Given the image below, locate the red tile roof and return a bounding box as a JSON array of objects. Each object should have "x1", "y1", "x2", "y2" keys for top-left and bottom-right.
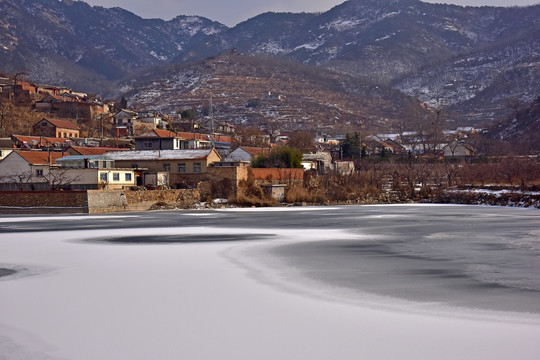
[
  {"x1": 15, "y1": 150, "x2": 65, "y2": 165},
  {"x1": 12, "y1": 135, "x2": 71, "y2": 146},
  {"x1": 136, "y1": 129, "x2": 179, "y2": 138},
  {"x1": 45, "y1": 119, "x2": 80, "y2": 130},
  {"x1": 69, "y1": 146, "x2": 128, "y2": 155},
  {"x1": 241, "y1": 146, "x2": 273, "y2": 157},
  {"x1": 176, "y1": 132, "x2": 233, "y2": 143}
]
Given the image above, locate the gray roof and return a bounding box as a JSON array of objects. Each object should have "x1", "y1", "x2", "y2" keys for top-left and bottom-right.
[
  {"x1": 104, "y1": 149, "x2": 214, "y2": 161},
  {"x1": 56, "y1": 155, "x2": 112, "y2": 162},
  {"x1": 223, "y1": 148, "x2": 251, "y2": 162}
]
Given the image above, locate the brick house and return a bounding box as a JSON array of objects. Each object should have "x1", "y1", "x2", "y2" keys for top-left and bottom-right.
[{"x1": 32, "y1": 118, "x2": 80, "y2": 139}]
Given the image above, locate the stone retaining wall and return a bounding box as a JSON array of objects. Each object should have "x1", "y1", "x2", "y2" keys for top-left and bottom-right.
[
  {"x1": 124, "y1": 189, "x2": 200, "y2": 211},
  {"x1": 0, "y1": 189, "x2": 201, "y2": 213},
  {"x1": 0, "y1": 191, "x2": 88, "y2": 211}
]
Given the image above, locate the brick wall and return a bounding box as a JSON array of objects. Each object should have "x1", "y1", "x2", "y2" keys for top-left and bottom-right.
[{"x1": 251, "y1": 168, "x2": 304, "y2": 185}]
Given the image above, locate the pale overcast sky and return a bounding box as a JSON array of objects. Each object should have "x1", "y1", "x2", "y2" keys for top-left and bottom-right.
[{"x1": 84, "y1": 0, "x2": 540, "y2": 26}]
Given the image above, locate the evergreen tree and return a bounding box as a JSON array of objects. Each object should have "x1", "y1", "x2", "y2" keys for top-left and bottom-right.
[
  {"x1": 342, "y1": 133, "x2": 362, "y2": 159},
  {"x1": 252, "y1": 146, "x2": 303, "y2": 168}
]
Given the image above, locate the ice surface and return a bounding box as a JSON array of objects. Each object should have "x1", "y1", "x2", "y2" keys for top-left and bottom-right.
[{"x1": 0, "y1": 205, "x2": 539, "y2": 360}]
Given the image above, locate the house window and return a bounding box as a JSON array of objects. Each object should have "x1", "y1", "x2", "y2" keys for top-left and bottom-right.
[
  {"x1": 36, "y1": 169, "x2": 43, "y2": 177},
  {"x1": 177, "y1": 163, "x2": 186, "y2": 173},
  {"x1": 125, "y1": 173, "x2": 132, "y2": 181},
  {"x1": 163, "y1": 163, "x2": 171, "y2": 172},
  {"x1": 42, "y1": 122, "x2": 47, "y2": 126},
  {"x1": 100, "y1": 173, "x2": 107, "y2": 181},
  {"x1": 193, "y1": 162, "x2": 201, "y2": 173},
  {"x1": 113, "y1": 173, "x2": 120, "y2": 181},
  {"x1": 143, "y1": 141, "x2": 153, "y2": 149}
]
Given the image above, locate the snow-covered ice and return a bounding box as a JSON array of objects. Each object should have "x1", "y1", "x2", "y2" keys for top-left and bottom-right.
[{"x1": 0, "y1": 205, "x2": 539, "y2": 359}]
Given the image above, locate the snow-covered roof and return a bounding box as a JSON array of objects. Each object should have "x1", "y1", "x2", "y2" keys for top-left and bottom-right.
[{"x1": 104, "y1": 149, "x2": 215, "y2": 161}]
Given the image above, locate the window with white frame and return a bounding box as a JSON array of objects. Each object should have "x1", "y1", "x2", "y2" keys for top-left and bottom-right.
[
  {"x1": 100, "y1": 173, "x2": 107, "y2": 181},
  {"x1": 193, "y1": 162, "x2": 201, "y2": 173},
  {"x1": 177, "y1": 163, "x2": 186, "y2": 173},
  {"x1": 36, "y1": 169, "x2": 43, "y2": 177},
  {"x1": 163, "y1": 163, "x2": 171, "y2": 172},
  {"x1": 113, "y1": 173, "x2": 120, "y2": 181}
]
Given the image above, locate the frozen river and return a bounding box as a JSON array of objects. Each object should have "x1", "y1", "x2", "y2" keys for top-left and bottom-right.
[{"x1": 0, "y1": 205, "x2": 539, "y2": 359}]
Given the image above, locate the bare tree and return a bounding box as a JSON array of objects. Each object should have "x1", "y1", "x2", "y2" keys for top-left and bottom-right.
[
  {"x1": 42, "y1": 168, "x2": 81, "y2": 190},
  {"x1": 406, "y1": 98, "x2": 447, "y2": 155},
  {"x1": 0, "y1": 97, "x2": 13, "y2": 137},
  {"x1": 2, "y1": 170, "x2": 35, "y2": 190},
  {"x1": 406, "y1": 99, "x2": 431, "y2": 153}
]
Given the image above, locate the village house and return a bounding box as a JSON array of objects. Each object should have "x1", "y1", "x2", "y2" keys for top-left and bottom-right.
[
  {"x1": 443, "y1": 141, "x2": 475, "y2": 158},
  {"x1": 137, "y1": 110, "x2": 166, "y2": 130},
  {"x1": 105, "y1": 149, "x2": 222, "y2": 188},
  {"x1": 216, "y1": 121, "x2": 235, "y2": 134},
  {"x1": 66, "y1": 146, "x2": 128, "y2": 156},
  {"x1": 35, "y1": 94, "x2": 77, "y2": 112},
  {"x1": 176, "y1": 132, "x2": 233, "y2": 155},
  {"x1": 0, "y1": 150, "x2": 66, "y2": 190},
  {"x1": 364, "y1": 139, "x2": 395, "y2": 156},
  {"x1": 0, "y1": 150, "x2": 136, "y2": 191},
  {"x1": 134, "y1": 129, "x2": 185, "y2": 151},
  {"x1": 301, "y1": 151, "x2": 333, "y2": 173},
  {"x1": 32, "y1": 118, "x2": 80, "y2": 139},
  {"x1": 55, "y1": 155, "x2": 136, "y2": 190},
  {"x1": 133, "y1": 129, "x2": 234, "y2": 153},
  {"x1": 224, "y1": 146, "x2": 274, "y2": 162},
  {"x1": 113, "y1": 109, "x2": 138, "y2": 136},
  {"x1": 35, "y1": 95, "x2": 108, "y2": 122}
]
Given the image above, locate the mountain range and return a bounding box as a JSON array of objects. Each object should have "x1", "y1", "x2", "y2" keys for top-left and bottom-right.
[{"x1": 0, "y1": 0, "x2": 539, "y2": 127}]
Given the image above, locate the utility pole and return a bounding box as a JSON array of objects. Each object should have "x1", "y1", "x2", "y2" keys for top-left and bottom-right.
[{"x1": 209, "y1": 96, "x2": 214, "y2": 135}]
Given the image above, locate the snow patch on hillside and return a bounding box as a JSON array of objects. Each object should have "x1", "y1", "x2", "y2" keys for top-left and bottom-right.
[{"x1": 149, "y1": 51, "x2": 168, "y2": 61}]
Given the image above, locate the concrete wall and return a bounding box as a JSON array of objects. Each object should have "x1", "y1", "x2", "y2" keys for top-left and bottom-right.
[{"x1": 86, "y1": 190, "x2": 128, "y2": 214}]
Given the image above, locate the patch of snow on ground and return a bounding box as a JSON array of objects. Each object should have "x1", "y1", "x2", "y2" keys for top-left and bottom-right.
[
  {"x1": 322, "y1": 19, "x2": 363, "y2": 31},
  {"x1": 294, "y1": 39, "x2": 325, "y2": 51},
  {"x1": 375, "y1": 33, "x2": 395, "y2": 42},
  {"x1": 149, "y1": 51, "x2": 168, "y2": 61},
  {"x1": 259, "y1": 40, "x2": 287, "y2": 55}
]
